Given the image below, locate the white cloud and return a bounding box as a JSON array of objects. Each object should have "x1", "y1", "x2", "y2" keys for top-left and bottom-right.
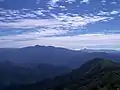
[
  {"x1": 97, "y1": 11, "x2": 110, "y2": 16},
  {"x1": 0, "y1": 11, "x2": 113, "y2": 39},
  {"x1": 20, "y1": 13, "x2": 37, "y2": 18},
  {"x1": 65, "y1": 0, "x2": 76, "y2": 4},
  {"x1": 101, "y1": 0, "x2": 106, "y2": 3},
  {"x1": 0, "y1": 8, "x2": 116, "y2": 31},
  {"x1": 101, "y1": 0, "x2": 106, "y2": 5},
  {"x1": 0, "y1": 8, "x2": 50, "y2": 20},
  {"x1": 1, "y1": 33, "x2": 120, "y2": 50},
  {"x1": 33, "y1": 10, "x2": 44, "y2": 15},
  {"x1": 0, "y1": 19, "x2": 62, "y2": 28},
  {"x1": 0, "y1": 1, "x2": 120, "y2": 50},
  {"x1": 48, "y1": 6, "x2": 55, "y2": 10},
  {"x1": 0, "y1": 14, "x2": 112, "y2": 32},
  {"x1": 38, "y1": 29, "x2": 68, "y2": 36},
  {"x1": 110, "y1": 10, "x2": 120, "y2": 15},
  {"x1": 59, "y1": 5, "x2": 66, "y2": 9},
  {"x1": 80, "y1": 0, "x2": 89, "y2": 4},
  {"x1": 48, "y1": 0, "x2": 76, "y2": 7},
  {"x1": 48, "y1": 0, "x2": 60, "y2": 7},
  {"x1": 110, "y1": 1, "x2": 117, "y2": 4},
  {"x1": 98, "y1": 10, "x2": 120, "y2": 16}
]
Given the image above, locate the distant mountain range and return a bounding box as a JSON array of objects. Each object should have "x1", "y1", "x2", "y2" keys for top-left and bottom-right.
[
  {"x1": 4, "y1": 58, "x2": 120, "y2": 90},
  {"x1": 0, "y1": 45, "x2": 120, "y2": 68},
  {"x1": 80, "y1": 48, "x2": 120, "y2": 54}
]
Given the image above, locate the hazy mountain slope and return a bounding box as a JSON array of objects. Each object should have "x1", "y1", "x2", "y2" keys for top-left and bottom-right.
[
  {"x1": 0, "y1": 45, "x2": 120, "y2": 68},
  {"x1": 5, "y1": 58, "x2": 120, "y2": 90},
  {"x1": 0, "y1": 61, "x2": 71, "y2": 89}
]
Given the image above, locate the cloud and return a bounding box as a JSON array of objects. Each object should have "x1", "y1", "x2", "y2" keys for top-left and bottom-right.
[
  {"x1": 110, "y1": 10, "x2": 120, "y2": 15},
  {"x1": 65, "y1": 0, "x2": 76, "y2": 4},
  {"x1": 0, "y1": 19, "x2": 62, "y2": 28},
  {"x1": 110, "y1": 1, "x2": 118, "y2": 4},
  {"x1": 0, "y1": 8, "x2": 114, "y2": 38},
  {"x1": 101, "y1": 0, "x2": 106, "y2": 3},
  {"x1": 0, "y1": 0, "x2": 120, "y2": 50},
  {"x1": 0, "y1": 13, "x2": 113, "y2": 29},
  {"x1": 106, "y1": 29, "x2": 120, "y2": 33},
  {"x1": 97, "y1": 11, "x2": 110, "y2": 16},
  {"x1": 48, "y1": 0, "x2": 76, "y2": 7},
  {"x1": 0, "y1": 13, "x2": 113, "y2": 39},
  {"x1": 0, "y1": 8, "x2": 50, "y2": 21},
  {"x1": 80, "y1": 0, "x2": 89, "y2": 4},
  {"x1": 0, "y1": 33, "x2": 120, "y2": 50},
  {"x1": 0, "y1": 7, "x2": 116, "y2": 39},
  {"x1": 37, "y1": 28, "x2": 68, "y2": 36},
  {"x1": 101, "y1": 0, "x2": 106, "y2": 5},
  {"x1": 48, "y1": 0, "x2": 60, "y2": 7},
  {"x1": 97, "y1": 10, "x2": 120, "y2": 16}
]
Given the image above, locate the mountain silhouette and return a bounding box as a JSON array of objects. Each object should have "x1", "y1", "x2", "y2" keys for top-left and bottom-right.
[{"x1": 0, "y1": 45, "x2": 120, "y2": 68}]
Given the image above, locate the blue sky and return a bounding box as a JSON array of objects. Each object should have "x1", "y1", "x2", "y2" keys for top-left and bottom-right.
[{"x1": 0, "y1": 0, "x2": 120, "y2": 50}]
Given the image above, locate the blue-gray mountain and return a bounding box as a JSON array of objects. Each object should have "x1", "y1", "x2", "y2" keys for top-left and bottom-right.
[{"x1": 0, "y1": 45, "x2": 120, "y2": 68}]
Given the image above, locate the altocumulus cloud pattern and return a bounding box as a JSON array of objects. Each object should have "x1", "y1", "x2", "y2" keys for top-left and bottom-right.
[{"x1": 0, "y1": 0, "x2": 120, "y2": 49}]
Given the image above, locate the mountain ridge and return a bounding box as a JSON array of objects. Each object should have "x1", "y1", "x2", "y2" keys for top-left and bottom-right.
[
  {"x1": 0, "y1": 45, "x2": 120, "y2": 68},
  {"x1": 5, "y1": 58, "x2": 120, "y2": 90}
]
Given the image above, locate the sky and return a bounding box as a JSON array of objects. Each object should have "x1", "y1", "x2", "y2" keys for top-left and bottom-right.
[{"x1": 0, "y1": 0, "x2": 120, "y2": 50}]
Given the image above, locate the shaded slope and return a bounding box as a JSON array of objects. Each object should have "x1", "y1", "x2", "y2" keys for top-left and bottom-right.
[
  {"x1": 0, "y1": 61, "x2": 71, "y2": 89},
  {"x1": 5, "y1": 58, "x2": 120, "y2": 90}
]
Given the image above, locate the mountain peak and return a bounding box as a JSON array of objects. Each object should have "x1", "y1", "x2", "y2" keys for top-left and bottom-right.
[
  {"x1": 34, "y1": 45, "x2": 41, "y2": 48},
  {"x1": 86, "y1": 58, "x2": 115, "y2": 68},
  {"x1": 77, "y1": 58, "x2": 117, "y2": 76}
]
